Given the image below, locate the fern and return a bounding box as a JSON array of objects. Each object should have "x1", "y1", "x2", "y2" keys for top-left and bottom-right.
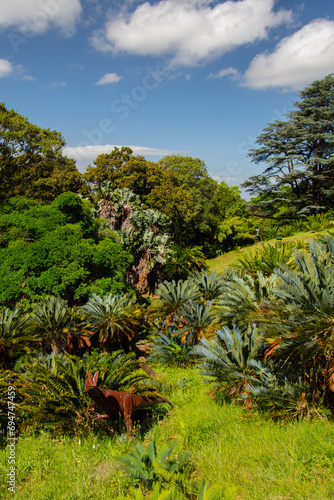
[{"x1": 17, "y1": 350, "x2": 153, "y2": 435}]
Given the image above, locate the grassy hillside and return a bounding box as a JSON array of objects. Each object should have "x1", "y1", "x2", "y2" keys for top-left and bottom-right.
[
  {"x1": 2, "y1": 366, "x2": 334, "y2": 499},
  {"x1": 206, "y1": 230, "x2": 330, "y2": 274}
]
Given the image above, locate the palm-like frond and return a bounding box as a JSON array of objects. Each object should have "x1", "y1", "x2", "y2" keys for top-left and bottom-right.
[
  {"x1": 27, "y1": 296, "x2": 85, "y2": 355},
  {"x1": 259, "y1": 238, "x2": 334, "y2": 405},
  {"x1": 216, "y1": 269, "x2": 277, "y2": 326},
  {"x1": 81, "y1": 293, "x2": 142, "y2": 351},
  {"x1": 0, "y1": 307, "x2": 37, "y2": 369},
  {"x1": 245, "y1": 378, "x2": 326, "y2": 422},
  {"x1": 148, "y1": 280, "x2": 199, "y2": 325},
  {"x1": 235, "y1": 241, "x2": 296, "y2": 276},
  {"x1": 178, "y1": 300, "x2": 218, "y2": 345},
  {"x1": 148, "y1": 332, "x2": 197, "y2": 368},
  {"x1": 18, "y1": 350, "x2": 151, "y2": 435},
  {"x1": 190, "y1": 270, "x2": 226, "y2": 302},
  {"x1": 165, "y1": 245, "x2": 207, "y2": 281},
  {"x1": 195, "y1": 324, "x2": 268, "y2": 404}
]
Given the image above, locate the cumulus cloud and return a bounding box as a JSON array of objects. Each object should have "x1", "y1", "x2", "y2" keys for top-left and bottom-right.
[
  {"x1": 243, "y1": 19, "x2": 334, "y2": 90},
  {"x1": 63, "y1": 144, "x2": 188, "y2": 171},
  {"x1": 96, "y1": 72, "x2": 122, "y2": 85},
  {"x1": 0, "y1": 59, "x2": 14, "y2": 78},
  {"x1": 206, "y1": 66, "x2": 238, "y2": 79},
  {"x1": 0, "y1": 0, "x2": 82, "y2": 35},
  {"x1": 91, "y1": 0, "x2": 292, "y2": 67}
]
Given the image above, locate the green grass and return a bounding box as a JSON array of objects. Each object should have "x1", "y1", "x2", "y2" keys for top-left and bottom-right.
[
  {"x1": 1, "y1": 367, "x2": 334, "y2": 499},
  {"x1": 207, "y1": 230, "x2": 332, "y2": 274}
]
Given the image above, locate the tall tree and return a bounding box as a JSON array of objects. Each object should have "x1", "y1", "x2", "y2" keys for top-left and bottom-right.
[
  {"x1": 83, "y1": 146, "x2": 156, "y2": 200},
  {"x1": 0, "y1": 103, "x2": 83, "y2": 203},
  {"x1": 243, "y1": 74, "x2": 334, "y2": 220},
  {"x1": 83, "y1": 148, "x2": 244, "y2": 250}
]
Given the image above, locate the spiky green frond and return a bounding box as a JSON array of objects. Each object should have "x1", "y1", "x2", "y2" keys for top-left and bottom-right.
[
  {"x1": 178, "y1": 300, "x2": 217, "y2": 345},
  {"x1": 0, "y1": 307, "x2": 38, "y2": 369},
  {"x1": 27, "y1": 295, "x2": 80, "y2": 355},
  {"x1": 148, "y1": 332, "x2": 197, "y2": 368},
  {"x1": 18, "y1": 349, "x2": 151, "y2": 435},
  {"x1": 149, "y1": 280, "x2": 199, "y2": 323},
  {"x1": 119, "y1": 435, "x2": 190, "y2": 489},
  {"x1": 81, "y1": 293, "x2": 142, "y2": 349},
  {"x1": 195, "y1": 324, "x2": 268, "y2": 403},
  {"x1": 235, "y1": 241, "x2": 296, "y2": 276},
  {"x1": 216, "y1": 269, "x2": 277, "y2": 326},
  {"x1": 190, "y1": 270, "x2": 226, "y2": 302}
]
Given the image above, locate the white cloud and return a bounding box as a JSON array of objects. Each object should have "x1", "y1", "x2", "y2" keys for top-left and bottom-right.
[
  {"x1": 63, "y1": 144, "x2": 188, "y2": 171},
  {"x1": 206, "y1": 66, "x2": 238, "y2": 79},
  {"x1": 243, "y1": 19, "x2": 334, "y2": 90},
  {"x1": 22, "y1": 75, "x2": 35, "y2": 81},
  {"x1": 0, "y1": 0, "x2": 82, "y2": 35},
  {"x1": 91, "y1": 0, "x2": 292, "y2": 67},
  {"x1": 0, "y1": 59, "x2": 14, "y2": 78},
  {"x1": 51, "y1": 81, "x2": 67, "y2": 87},
  {"x1": 96, "y1": 72, "x2": 122, "y2": 85}
]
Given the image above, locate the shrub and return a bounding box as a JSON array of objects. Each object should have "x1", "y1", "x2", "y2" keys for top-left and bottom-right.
[{"x1": 148, "y1": 332, "x2": 197, "y2": 368}]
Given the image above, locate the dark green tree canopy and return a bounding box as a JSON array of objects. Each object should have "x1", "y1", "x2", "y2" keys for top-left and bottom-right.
[
  {"x1": 0, "y1": 193, "x2": 133, "y2": 308},
  {"x1": 0, "y1": 103, "x2": 83, "y2": 203},
  {"x1": 243, "y1": 74, "x2": 334, "y2": 220}
]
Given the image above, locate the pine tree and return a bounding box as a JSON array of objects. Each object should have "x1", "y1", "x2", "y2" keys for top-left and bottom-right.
[{"x1": 243, "y1": 74, "x2": 334, "y2": 220}]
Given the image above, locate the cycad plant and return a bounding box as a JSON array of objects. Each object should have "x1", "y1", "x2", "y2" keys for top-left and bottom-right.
[
  {"x1": 216, "y1": 268, "x2": 277, "y2": 327},
  {"x1": 165, "y1": 245, "x2": 208, "y2": 281},
  {"x1": 261, "y1": 238, "x2": 334, "y2": 410},
  {"x1": 235, "y1": 241, "x2": 296, "y2": 276},
  {"x1": 148, "y1": 280, "x2": 198, "y2": 328},
  {"x1": 194, "y1": 324, "x2": 269, "y2": 406},
  {"x1": 0, "y1": 306, "x2": 38, "y2": 369},
  {"x1": 178, "y1": 300, "x2": 218, "y2": 346},
  {"x1": 190, "y1": 270, "x2": 226, "y2": 302},
  {"x1": 81, "y1": 293, "x2": 142, "y2": 353},
  {"x1": 245, "y1": 378, "x2": 327, "y2": 422},
  {"x1": 27, "y1": 296, "x2": 89, "y2": 356},
  {"x1": 148, "y1": 331, "x2": 197, "y2": 368},
  {"x1": 18, "y1": 350, "x2": 151, "y2": 435},
  {"x1": 18, "y1": 352, "x2": 91, "y2": 434},
  {"x1": 304, "y1": 213, "x2": 330, "y2": 232}
]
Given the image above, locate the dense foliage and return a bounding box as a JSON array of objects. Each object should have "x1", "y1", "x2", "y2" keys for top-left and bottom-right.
[
  {"x1": 0, "y1": 103, "x2": 83, "y2": 203},
  {"x1": 0, "y1": 192, "x2": 133, "y2": 308},
  {"x1": 83, "y1": 146, "x2": 246, "y2": 249},
  {"x1": 243, "y1": 73, "x2": 334, "y2": 221}
]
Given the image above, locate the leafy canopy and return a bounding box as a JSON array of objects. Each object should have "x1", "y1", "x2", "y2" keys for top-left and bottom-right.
[
  {"x1": 0, "y1": 103, "x2": 83, "y2": 203},
  {"x1": 0, "y1": 193, "x2": 133, "y2": 308},
  {"x1": 243, "y1": 74, "x2": 334, "y2": 221}
]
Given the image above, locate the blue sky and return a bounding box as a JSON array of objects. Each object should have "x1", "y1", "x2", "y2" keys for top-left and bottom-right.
[{"x1": 0, "y1": 0, "x2": 333, "y2": 193}]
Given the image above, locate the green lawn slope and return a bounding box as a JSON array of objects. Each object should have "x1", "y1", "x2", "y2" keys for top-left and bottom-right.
[{"x1": 206, "y1": 230, "x2": 331, "y2": 274}]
